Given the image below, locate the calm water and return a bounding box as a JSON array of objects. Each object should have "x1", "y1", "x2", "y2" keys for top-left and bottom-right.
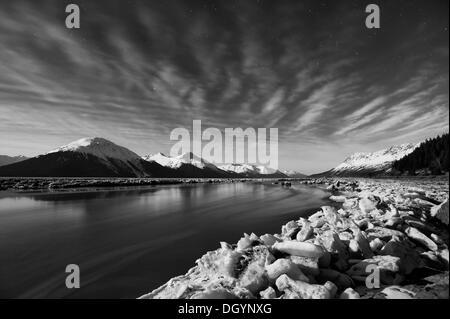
[{"x1": 0, "y1": 182, "x2": 331, "y2": 299}]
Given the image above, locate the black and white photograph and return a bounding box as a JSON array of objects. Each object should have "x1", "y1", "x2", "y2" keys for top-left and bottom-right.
[{"x1": 0, "y1": 0, "x2": 448, "y2": 305}]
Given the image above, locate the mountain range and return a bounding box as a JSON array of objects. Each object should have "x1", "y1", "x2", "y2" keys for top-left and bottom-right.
[
  {"x1": 0, "y1": 136, "x2": 440, "y2": 178},
  {"x1": 314, "y1": 143, "x2": 419, "y2": 177},
  {"x1": 0, "y1": 137, "x2": 290, "y2": 178}
]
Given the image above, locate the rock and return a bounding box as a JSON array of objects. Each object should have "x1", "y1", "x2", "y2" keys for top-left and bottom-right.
[
  {"x1": 404, "y1": 219, "x2": 440, "y2": 234},
  {"x1": 379, "y1": 237, "x2": 424, "y2": 274},
  {"x1": 197, "y1": 246, "x2": 242, "y2": 278},
  {"x1": 319, "y1": 231, "x2": 349, "y2": 271},
  {"x1": 329, "y1": 195, "x2": 346, "y2": 203},
  {"x1": 276, "y1": 274, "x2": 331, "y2": 299},
  {"x1": 369, "y1": 238, "x2": 385, "y2": 252},
  {"x1": 324, "y1": 281, "x2": 338, "y2": 298},
  {"x1": 359, "y1": 195, "x2": 380, "y2": 214},
  {"x1": 272, "y1": 241, "x2": 325, "y2": 259},
  {"x1": 374, "y1": 286, "x2": 415, "y2": 299},
  {"x1": 430, "y1": 233, "x2": 444, "y2": 245},
  {"x1": 338, "y1": 231, "x2": 353, "y2": 242},
  {"x1": 281, "y1": 221, "x2": 300, "y2": 238},
  {"x1": 348, "y1": 240, "x2": 360, "y2": 255},
  {"x1": 322, "y1": 206, "x2": 343, "y2": 227},
  {"x1": 343, "y1": 198, "x2": 358, "y2": 210},
  {"x1": 317, "y1": 269, "x2": 354, "y2": 290},
  {"x1": 296, "y1": 219, "x2": 313, "y2": 242},
  {"x1": 405, "y1": 227, "x2": 438, "y2": 251},
  {"x1": 289, "y1": 256, "x2": 320, "y2": 276},
  {"x1": 340, "y1": 288, "x2": 360, "y2": 299},
  {"x1": 236, "y1": 246, "x2": 273, "y2": 294},
  {"x1": 259, "y1": 286, "x2": 277, "y2": 299},
  {"x1": 260, "y1": 234, "x2": 279, "y2": 246},
  {"x1": 352, "y1": 230, "x2": 374, "y2": 258},
  {"x1": 384, "y1": 217, "x2": 402, "y2": 228},
  {"x1": 236, "y1": 233, "x2": 256, "y2": 251},
  {"x1": 430, "y1": 200, "x2": 449, "y2": 225},
  {"x1": 413, "y1": 272, "x2": 449, "y2": 299},
  {"x1": 437, "y1": 249, "x2": 449, "y2": 267},
  {"x1": 346, "y1": 255, "x2": 403, "y2": 285},
  {"x1": 265, "y1": 258, "x2": 309, "y2": 283},
  {"x1": 365, "y1": 227, "x2": 405, "y2": 242},
  {"x1": 308, "y1": 211, "x2": 325, "y2": 228}
]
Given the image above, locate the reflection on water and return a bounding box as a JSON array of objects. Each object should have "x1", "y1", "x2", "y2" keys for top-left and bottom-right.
[{"x1": 0, "y1": 182, "x2": 331, "y2": 298}]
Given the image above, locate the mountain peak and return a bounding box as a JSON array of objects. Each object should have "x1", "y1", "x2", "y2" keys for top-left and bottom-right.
[
  {"x1": 330, "y1": 143, "x2": 419, "y2": 176},
  {"x1": 47, "y1": 137, "x2": 141, "y2": 162}
]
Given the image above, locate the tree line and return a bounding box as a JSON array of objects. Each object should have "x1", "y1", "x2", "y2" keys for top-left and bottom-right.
[{"x1": 392, "y1": 133, "x2": 449, "y2": 175}]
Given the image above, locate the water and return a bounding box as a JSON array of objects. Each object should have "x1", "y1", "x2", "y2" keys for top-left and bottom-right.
[{"x1": 0, "y1": 182, "x2": 331, "y2": 299}]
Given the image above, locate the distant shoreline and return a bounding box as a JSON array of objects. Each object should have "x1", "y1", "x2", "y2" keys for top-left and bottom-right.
[{"x1": 1, "y1": 175, "x2": 448, "y2": 193}]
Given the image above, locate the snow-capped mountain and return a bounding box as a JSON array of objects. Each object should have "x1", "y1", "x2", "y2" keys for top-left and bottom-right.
[
  {"x1": 0, "y1": 137, "x2": 173, "y2": 178},
  {"x1": 142, "y1": 152, "x2": 232, "y2": 177},
  {"x1": 218, "y1": 164, "x2": 287, "y2": 177},
  {"x1": 0, "y1": 155, "x2": 27, "y2": 167},
  {"x1": 143, "y1": 152, "x2": 219, "y2": 171},
  {"x1": 281, "y1": 169, "x2": 308, "y2": 178},
  {"x1": 0, "y1": 137, "x2": 292, "y2": 178},
  {"x1": 323, "y1": 143, "x2": 419, "y2": 177},
  {"x1": 47, "y1": 137, "x2": 140, "y2": 162}
]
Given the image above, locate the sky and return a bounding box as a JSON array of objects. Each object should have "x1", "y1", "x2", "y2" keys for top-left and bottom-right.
[{"x1": 0, "y1": 0, "x2": 448, "y2": 174}]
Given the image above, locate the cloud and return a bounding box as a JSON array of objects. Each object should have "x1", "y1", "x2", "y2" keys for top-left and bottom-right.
[{"x1": 0, "y1": 0, "x2": 448, "y2": 174}]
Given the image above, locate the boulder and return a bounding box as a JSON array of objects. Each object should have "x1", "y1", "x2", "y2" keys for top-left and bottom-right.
[
  {"x1": 405, "y1": 227, "x2": 438, "y2": 251},
  {"x1": 236, "y1": 247, "x2": 273, "y2": 294},
  {"x1": 276, "y1": 274, "x2": 331, "y2": 299},
  {"x1": 272, "y1": 241, "x2": 325, "y2": 259},
  {"x1": 374, "y1": 286, "x2": 415, "y2": 299},
  {"x1": 324, "y1": 281, "x2": 338, "y2": 298},
  {"x1": 329, "y1": 195, "x2": 346, "y2": 203},
  {"x1": 379, "y1": 237, "x2": 424, "y2": 274},
  {"x1": 281, "y1": 221, "x2": 300, "y2": 238},
  {"x1": 260, "y1": 234, "x2": 279, "y2": 246},
  {"x1": 265, "y1": 258, "x2": 309, "y2": 283},
  {"x1": 346, "y1": 255, "x2": 403, "y2": 285},
  {"x1": 430, "y1": 200, "x2": 449, "y2": 225},
  {"x1": 352, "y1": 230, "x2": 374, "y2": 258},
  {"x1": 289, "y1": 256, "x2": 320, "y2": 276},
  {"x1": 259, "y1": 286, "x2": 277, "y2": 299},
  {"x1": 364, "y1": 227, "x2": 405, "y2": 242},
  {"x1": 319, "y1": 231, "x2": 350, "y2": 271},
  {"x1": 343, "y1": 198, "x2": 359, "y2": 210},
  {"x1": 358, "y1": 195, "x2": 380, "y2": 214},
  {"x1": 317, "y1": 268, "x2": 354, "y2": 290},
  {"x1": 369, "y1": 238, "x2": 385, "y2": 252},
  {"x1": 296, "y1": 219, "x2": 313, "y2": 242},
  {"x1": 339, "y1": 288, "x2": 360, "y2": 299}
]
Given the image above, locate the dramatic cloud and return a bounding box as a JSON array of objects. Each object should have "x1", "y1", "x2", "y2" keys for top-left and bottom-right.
[{"x1": 0, "y1": 0, "x2": 448, "y2": 173}]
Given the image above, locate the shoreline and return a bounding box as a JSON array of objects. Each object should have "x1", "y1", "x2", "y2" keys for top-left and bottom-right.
[{"x1": 140, "y1": 178, "x2": 449, "y2": 299}]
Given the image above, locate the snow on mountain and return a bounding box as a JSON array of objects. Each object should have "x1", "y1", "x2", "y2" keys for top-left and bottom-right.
[
  {"x1": 218, "y1": 163, "x2": 258, "y2": 174},
  {"x1": 0, "y1": 137, "x2": 177, "y2": 177},
  {"x1": 218, "y1": 163, "x2": 287, "y2": 177},
  {"x1": 47, "y1": 137, "x2": 141, "y2": 162},
  {"x1": 143, "y1": 152, "x2": 219, "y2": 170},
  {"x1": 329, "y1": 143, "x2": 419, "y2": 176},
  {"x1": 281, "y1": 169, "x2": 308, "y2": 178}
]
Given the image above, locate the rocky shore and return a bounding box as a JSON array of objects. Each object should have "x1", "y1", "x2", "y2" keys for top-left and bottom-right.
[
  {"x1": 140, "y1": 178, "x2": 449, "y2": 299},
  {"x1": 0, "y1": 177, "x2": 254, "y2": 191}
]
